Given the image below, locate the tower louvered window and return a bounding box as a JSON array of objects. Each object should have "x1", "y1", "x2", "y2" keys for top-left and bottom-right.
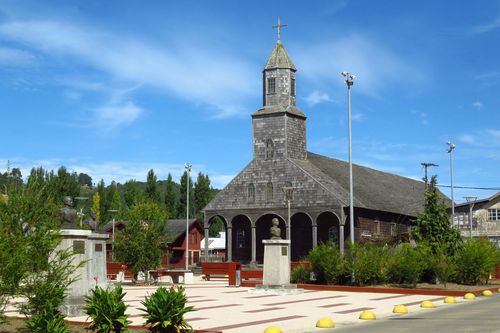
[
  {"x1": 266, "y1": 182, "x2": 273, "y2": 202},
  {"x1": 267, "y1": 78, "x2": 276, "y2": 94}
]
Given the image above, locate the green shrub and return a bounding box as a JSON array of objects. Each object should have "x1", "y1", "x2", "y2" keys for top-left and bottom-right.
[
  {"x1": 455, "y1": 238, "x2": 498, "y2": 285},
  {"x1": 348, "y1": 243, "x2": 389, "y2": 286},
  {"x1": 84, "y1": 285, "x2": 130, "y2": 333},
  {"x1": 140, "y1": 286, "x2": 194, "y2": 333},
  {"x1": 427, "y1": 243, "x2": 456, "y2": 287},
  {"x1": 388, "y1": 243, "x2": 428, "y2": 287},
  {"x1": 290, "y1": 265, "x2": 311, "y2": 284},
  {"x1": 25, "y1": 310, "x2": 67, "y2": 333},
  {"x1": 308, "y1": 241, "x2": 349, "y2": 285},
  {"x1": 18, "y1": 249, "x2": 81, "y2": 333}
]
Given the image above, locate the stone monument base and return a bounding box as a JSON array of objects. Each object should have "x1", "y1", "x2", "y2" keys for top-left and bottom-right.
[
  {"x1": 248, "y1": 284, "x2": 303, "y2": 295},
  {"x1": 249, "y1": 239, "x2": 303, "y2": 295}
]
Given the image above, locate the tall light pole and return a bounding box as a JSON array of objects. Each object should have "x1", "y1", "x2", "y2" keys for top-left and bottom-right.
[
  {"x1": 464, "y1": 196, "x2": 477, "y2": 238},
  {"x1": 446, "y1": 141, "x2": 456, "y2": 221},
  {"x1": 342, "y1": 71, "x2": 355, "y2": 245},
  {"x1": 108, "y1": 209, "x2": 118, "y2": 261},
  {"x1": 283, "y1": 186, "x2": 296, "y2": 262},
  {"x1": 184, "y1": 163, "x2": 192, "y2": 271}
]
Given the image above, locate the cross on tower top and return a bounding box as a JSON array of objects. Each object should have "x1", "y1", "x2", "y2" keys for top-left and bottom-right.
[{"x1": 272, "y1": 17, "x2": 288, "y2": 41}]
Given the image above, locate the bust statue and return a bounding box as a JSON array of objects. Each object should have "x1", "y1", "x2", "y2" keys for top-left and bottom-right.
[
  {"x1": 85, "y1": 211, "x2": 99, "y2": 231},
  {"x1": 60, "y1": 196, "x2": 78, "y2": 229},
  {"x1": 270, "y1": 218, "x2": 281, "y2": 239}
]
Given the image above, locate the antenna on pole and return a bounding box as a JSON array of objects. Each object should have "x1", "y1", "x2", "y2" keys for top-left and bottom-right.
[{"x1": 421, "y1": 162, "x2": 439, "y2": 186}]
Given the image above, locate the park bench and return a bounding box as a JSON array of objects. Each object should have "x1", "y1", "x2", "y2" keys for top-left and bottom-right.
[
  {"x1": 201, "y1": 262, "x2": 231, "y2": 280},
  {"x1": 149, "y1": 269, "x2": 189, "y2": 284}
]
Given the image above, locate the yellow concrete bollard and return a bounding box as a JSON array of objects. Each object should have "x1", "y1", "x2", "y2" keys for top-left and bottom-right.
[
  {"x1": 420, "y1": 300, "x2": 435, "y2": 308},
  {"x1": 359, "y1": 310, "x2": 376, "y2": 320},
  {"x1": 444, "y1": 296, "x2": 457, "y2": 304},
  {"x1": 316, "y1": 317, "x2": 335, "y2": 328},
  {"x1": 263, "y1": 326, "x2": 282, "y2": 333},
  {"x1": 482, "y1": 290, "x2": 493, "y2": 297},
  {"x1": 464, "y1": 293, "x2": 476, "y2": 300},
  {"x1": 392, "y1": 304, "x2": 408, "y2": 314}
]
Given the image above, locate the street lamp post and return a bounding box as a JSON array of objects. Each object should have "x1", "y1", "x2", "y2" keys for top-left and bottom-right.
[
  {"x1": 341, "y1": 71, "x2": 355, "y2": 245},
  {"x1": 283, "y1": 186, "x2": 296, "y2": 262},
  {"x1": 185, "y1": 163, "x2": 192, "y2": 271},
  {"x1": 446, "y1": 141, "x2": 456, "y2": 221},
  {"x1": 108, "y1": 209, "x2": 118, "y2": 261},
  {"x1": 464, "y1": 196, "x2": 477, "y2": 238}
]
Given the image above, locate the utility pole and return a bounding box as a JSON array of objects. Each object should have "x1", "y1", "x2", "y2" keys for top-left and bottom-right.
[
  {"x1": 421, "y1": 162, "x2": 438, "y2": 186},
  {"x1": 446, "y1": 141, "x2": 456, "y2": 220},
  {"x1": 184, "y1": 163, "x2": 192, "y2": 271}
]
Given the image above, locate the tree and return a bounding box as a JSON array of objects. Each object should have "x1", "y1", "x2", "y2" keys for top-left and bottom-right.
[
  {"x1": 193, "y1": 172, "x2": 212, "y2": 220},
  {"x1": 414, "y1": 175, "x2": 461, "y2": 254},
  {"x1": 145, "y1": 169, "x2": 160, "y2": 204},
  {"x1": 77, "y1": 173, "x2": 92, "y2": 187},
  {"x1": 209, "y1": 217, "x2": 225, "y2": 237},
  {"x1": 164, "y1": 173, "x2": 178, "y2": 219},
  {"x1": 177, "y1": 171, "x2": 193, "y2": 219},
  {"x1": 0, "y1": 181, "x2": 61, "y2": 320},
  {"x1": 123, "y1": 180, "x2": 141, "y2": 209},
  {"x1": 91, "y1": 192, "x2": 101, "y2": 223},
  {"x1": 110, "y1": 189, "x2": 122, "y2": 219},
  {"x1": 113, "y1": 203, "x2": 167, "y2": 280},
  {"x1": 46, "y1": 167, "x2": 80, "y2": 205}
]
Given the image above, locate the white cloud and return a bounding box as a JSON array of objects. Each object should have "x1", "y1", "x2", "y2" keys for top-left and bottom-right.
[
  {"x1": 459, "y1": 134, "x2": 476, "y2": 144},
  {"x1": 0, "y1": 19, "x2": 258, "y2": 119},
  {"x1": 94, "y1": 101, "x2": 143, "y2": 128},
  {"x1": 293, "y1": 35, "x2": 426, "y2": 98},
  {"x1": 0, "y1": 46, "x2": 36, "y2": 66},
  {"x1": 473, "y1": 15, "x2": 500, "y2": 33},
  {"x1": 304, "y1": 90, "x2": 334, "y2": 106},
  {"x1": 351, "y1": 113, "x2": 364, "y2": 122},
  {"x1": 472, "y1": 101, "x2": 483, "y2": 109}
]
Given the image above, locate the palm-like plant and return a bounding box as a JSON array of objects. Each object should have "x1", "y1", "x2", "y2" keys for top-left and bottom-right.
[
  {"x1": 84, "y1": 285, "x2": 130, "y2": 333},
  {"x1": 140, "y1": 286, "x2": 194, "y2": 333}
]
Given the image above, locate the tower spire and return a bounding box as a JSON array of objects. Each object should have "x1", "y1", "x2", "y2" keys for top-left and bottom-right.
[{"x1": 272, "y1": 17, "x2": 288, "y2": 42}]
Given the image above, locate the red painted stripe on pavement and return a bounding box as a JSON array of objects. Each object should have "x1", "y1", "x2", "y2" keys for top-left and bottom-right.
[
  {"x1": 244, "y1": 307, "x2": 285, "y2": 313},
  {"x1": 318, "y1": 302, "x2": 351, "y2": 308},
  {"x1": 187, "y1": 299, "x2": 218, "y2": 303},
  {"x1": 335, "y1": 307, "x2": 375, "y2": 314},
  {"x1": 203, "y1": 315, "x2": 305, "y2": 331},
  {"x1": 370, "y1": 294, "x2": 411, "y2": 301},
  {"x1": 195, "y1": 304, "x2": 242, "y2": 311},
  {"x1": 264, "y1": 295, "x2": 346, "y2": 306},
  {"x1": 245, "y1": 295, "x2": 278, "y2": 299}
]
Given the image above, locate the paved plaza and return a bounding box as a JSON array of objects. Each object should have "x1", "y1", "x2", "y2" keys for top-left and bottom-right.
[
  {"x1": 6, "y1": 276, "x2": 496, "y2": 332},
  {"x1": 118, "y1": 280, "x2": 495, "y2": 333}
]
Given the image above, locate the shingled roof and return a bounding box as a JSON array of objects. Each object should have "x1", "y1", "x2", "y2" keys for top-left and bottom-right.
[
  {"x1": 291, "y1": 152, "x2": 437, "y2": 217},
  {"x1": 264, "y1": 41, "x2": 296, "y2": 70}
]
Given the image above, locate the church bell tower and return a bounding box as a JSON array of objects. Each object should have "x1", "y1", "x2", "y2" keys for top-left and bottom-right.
[{"x1": 252, "y1": 18, "x2": 307, "y2": 161}]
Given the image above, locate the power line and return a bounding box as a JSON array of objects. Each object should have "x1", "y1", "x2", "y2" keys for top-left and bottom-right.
[{"x1": 437, "y1": 185, "x2": 500, "y2": 191}]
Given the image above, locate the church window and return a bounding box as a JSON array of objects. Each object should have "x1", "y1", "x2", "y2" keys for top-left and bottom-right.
[
  {"x1": 488, "y1": 209, "x2": 499, "y2": 221},
  {"x1": 390, "y1": 223, "x2": 397, "y2": 236},
  {"x1": 328, "y1": 226, "x2": 339, "y2": 244},
  {"x1": 266, "y1": 182, "x2": 274, "y2": 202},
  {"x1": 236, "y1": 229, "x2": 246, "y2": 248},
  {"x1": 291, "y1": 78, "x2": 296, "y2": 96},
  {"x1": 374, "y1": 220, "x2": 380, "y2": 235},
  {"x1": 191, "y1": 234, "x2": 196, "y2": 244},
  {"x1": 247, "y1": 183, "x2": 255, "y2": 203},
  {"x1": 267, "y1": 78, "x2": 276, "y2": 94},
  {"x1": 265, "y1": 139, "x2": 275, "y2": 159}
]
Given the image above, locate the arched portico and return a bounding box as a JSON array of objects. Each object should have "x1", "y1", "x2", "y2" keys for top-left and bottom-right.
[
  {"x1": 231, "y1": 215, "x2": 252, "y2": 264},
  {"x1": 204, "y1": 215, "x2": 228, "y2": 262},
  {"x1": 317, "y1": 211, "x2": 341, "y2": 246},
  {"x1": 291, "y1": 212, "x2": 313, "y2": 261},
  {"x1": 255, "y1": 213, "x2": 286, "y2": 264}
]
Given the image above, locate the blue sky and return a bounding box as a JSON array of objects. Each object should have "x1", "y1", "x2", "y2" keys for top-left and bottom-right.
[{"x1": 1, "y1": 0, "x2": 499, "y2": 203}]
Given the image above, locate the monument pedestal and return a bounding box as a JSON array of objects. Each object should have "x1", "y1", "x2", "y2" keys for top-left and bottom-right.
[
  {"x1": 58, "y1": 229, "x2": 109, "y2": 316},
  {"x1": 249, "y1": 239, "x2": 303, "y2": 295}
]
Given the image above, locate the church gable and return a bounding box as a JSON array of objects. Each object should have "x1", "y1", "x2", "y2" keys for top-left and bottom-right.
[{"x1": 204, "y1": 157, "x2": 347, "y2": 213}]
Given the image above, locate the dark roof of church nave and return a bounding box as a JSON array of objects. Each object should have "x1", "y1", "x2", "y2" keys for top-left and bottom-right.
[{"x1": 292, "y1": 152, "x2": 440, "y2": 217}]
